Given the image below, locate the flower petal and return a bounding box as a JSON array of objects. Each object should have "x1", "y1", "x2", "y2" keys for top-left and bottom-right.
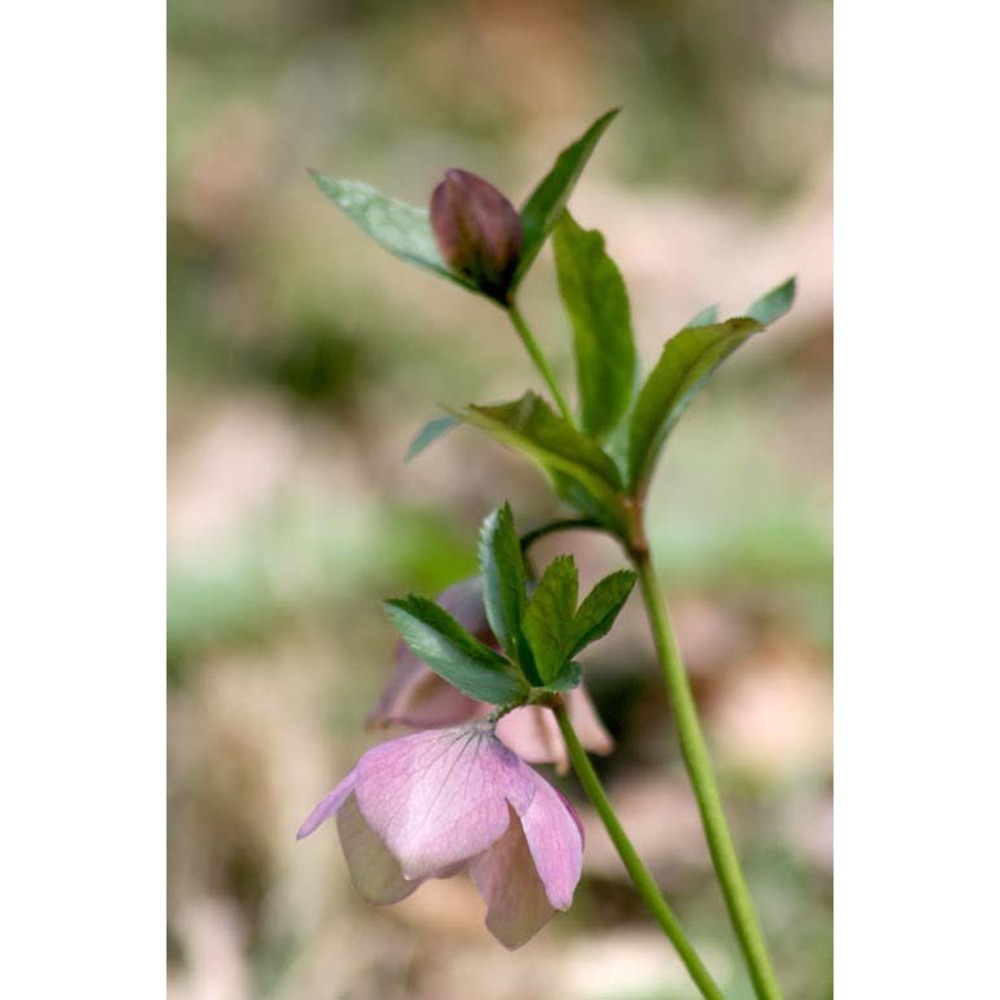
[
  {"x1": 336, "y1": 793, "x2": 423, "y2": 904},
  {"x1": 516, "y1": 770, "x2": 584, "y2": 910},
  {"x1": 495, "y1": 687, "x2": 614, "y2": 773},
  {"x1": 354, "y1": 727, "x2": 535, "y2": 880},
  {"x1": 496, "y1": 706, "x2": 564, "y2": 767},
  {"x1": 297, "y1": 767, "x2": 358, "y2": 840},
  {"x1": 565, "y1": 686, "x2": 614, "y2": 757},
  {"x1": 367, "y1": 657, "x2": 476, "y2": 729},
  {"x1": 469, "y1": 806, "x2": 555, "y2": 949}
]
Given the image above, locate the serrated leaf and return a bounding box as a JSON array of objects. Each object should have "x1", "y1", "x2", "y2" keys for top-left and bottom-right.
[
  {"x1": 540, "y1": 660, "x2": 583, "y2": 693},
  {"x1": 477, "y1": 504, "x2": 535, "y2": 677},
  {"x1": 454, "y1": 393, "x2": 625, "y2": 528},
  {"x1": 627, "y1": 318, "x2": 763, "y2": 496},
  {"x1": 405, "y1": 414, "x2": 459, "y2": 462},
  {"x1": 553, "y1": 211, "x2": 637, "y2": 440},
  {"x1": 384, "y1": 595, "x2": 526, "y2": 705},
  {"x1": 514, "y1": 109, "x2": 619, "y2": 286},
  {"x1": 522, "y1": 555, "x2": 579, "y2": 683},
  {"x1": 687, "y1": 304, "x2": 719, "y2": 328},
  {"x1": 568, "y1": 569, "x2": 637, "y2": 659},
  {"x1": 310, "y1": 173, "x2": 477, "y2": 292},
  {"x1": 746, "y1": 276, "x2": 797, "y2": 326}
]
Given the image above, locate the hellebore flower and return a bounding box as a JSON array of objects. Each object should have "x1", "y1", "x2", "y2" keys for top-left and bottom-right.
[
  {"x1": 298, "y1": 723, "x2": 584, "y2": 949},
  {"x1": 368, "y1": 577, "x2": 614, "y2": 772},
  {"x1": 430, "y1": 169, "x2": 522, "y2": 303}
]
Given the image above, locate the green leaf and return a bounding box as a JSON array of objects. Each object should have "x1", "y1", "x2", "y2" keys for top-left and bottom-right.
[
  {"x1": 687, "y1": 304, "x2": 719, "y2": 328},
  {"x1": 540, "y1": 660, "x2": 583, "y2": 693},
  {"x1": 746, "y1": 276, "x2": 797, "y2": 326},
  {"x1": 568, "y1": 569, "x2": 637, "y2": 659},
  {"x1": 515, "y1": 109, "x2": 619, "y2": 286},
  {"x1": 310, "y1": 173, "x2": 476, "y2": 292},
  {"x1": 522, "y1": 555, "x2": 579, "y2": 683},
  {"x1": 455, "y1": 393, "x2": 626, "y2": 531},
  {"x1": 627, "y1": 318, "x2": 763, "y2": 496},
  {"x1": 405, "y1": 414, "x2": 459, "y2": 462},
  {"x1": 553, "y1": 212, "x2": 637, "y2": 440},
  {"x1": 384, "y1": 595, "x2": 526, "y2": 705},
  {"x1": 477, "y1": 503, "x2": 531, "y2": 669}
]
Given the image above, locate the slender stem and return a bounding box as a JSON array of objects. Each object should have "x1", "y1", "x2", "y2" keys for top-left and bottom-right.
[
  {"x1": 632, "y1": 549, "x2": 784, "y2": 1000},
  {"x1": 519, "y1": 517, "x2": 604, "y2": 553},
  {"x1": 507, "y1": 301, "x2": 574, "y2": 423},
  {"x1": 554, "y1": 702, "x2": 725, "y2": 1000}
]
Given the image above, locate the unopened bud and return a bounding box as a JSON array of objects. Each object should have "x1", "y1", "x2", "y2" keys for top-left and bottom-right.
[{"x1": 430, "y1": 169, "x2": 522, "y2": 304}]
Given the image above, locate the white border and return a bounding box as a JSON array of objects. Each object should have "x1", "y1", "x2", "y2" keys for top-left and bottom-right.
[
  {"x1": 2, "y1": 1, "x2": 164, "y2": 993},
  {"x1": 835, "y1": 1, "x2": 1000, "y2": 995}
]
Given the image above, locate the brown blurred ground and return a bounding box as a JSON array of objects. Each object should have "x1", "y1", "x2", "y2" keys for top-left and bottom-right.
[{"x1": 168, "y1": 2, "x2": 832, "y2": 997}]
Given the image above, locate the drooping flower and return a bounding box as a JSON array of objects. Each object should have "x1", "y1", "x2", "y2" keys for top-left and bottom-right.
[
  {"x1": 368, "y1": 577, "x2": 614, "y2": 772},
  {"x1": 298, "y1": 723, "x2": 584, "y2": 948},
  {"x1": 430, "y1": 169, "x2": 522, "y2": 303}
]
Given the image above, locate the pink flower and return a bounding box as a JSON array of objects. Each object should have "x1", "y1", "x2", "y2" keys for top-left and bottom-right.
[
  {"x1": 368, "y1": 578, "x2": 614, "y2": 772},
  {"x1": 298, "y1": 724, "x2": 584, "y2": 949}
]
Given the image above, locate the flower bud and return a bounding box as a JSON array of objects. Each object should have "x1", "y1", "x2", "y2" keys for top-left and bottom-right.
[{"x1": 430, "y1": 169, "x2": 523, "y2": 304}]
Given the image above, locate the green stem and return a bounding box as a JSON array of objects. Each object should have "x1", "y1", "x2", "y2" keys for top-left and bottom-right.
[
  {"x1": 519, "y1": 517, "x2": 604, "y2": 553},
  {"x1": 632, "y1": 549, "x2": 784, "y2": 1000},
  {"x1": 554, "y1": 702, "x2": 725, "y2": 1000},
  {"x1": 507, "y1": 301, "x2": 574, "y2": 424}
]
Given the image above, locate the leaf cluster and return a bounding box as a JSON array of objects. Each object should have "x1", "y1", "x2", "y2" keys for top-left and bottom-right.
[
  {"x1": 385, "y1": 503, "x2": 636, "y2": 707},
  {"x1": 313, "y1": 112, "x2": 796, "y2": 541}
]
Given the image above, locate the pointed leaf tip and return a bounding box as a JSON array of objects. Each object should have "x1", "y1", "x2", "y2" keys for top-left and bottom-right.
[
  {"x1": 405, "y1": 414, "x2": 459, "y2": 462},
  {"x1": 627, "y1": 317, "x2": 763, "y2": 495},
  {"x1": 310, "y1": 174, "x2": 478, "y2": 292},
  {"x1": 746, "y1": 276, "x2": 797, "y2": 327},
  {"x1": 515, "y1": 110, "x2": 621, "y2": 286}
]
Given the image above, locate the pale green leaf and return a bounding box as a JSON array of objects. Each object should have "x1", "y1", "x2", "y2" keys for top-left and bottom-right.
[
  {"x1": 746, "y1": 276, "x2": 797, "y2": 326},
  {"x1": 405, "y1": 414, "x2": 459, "y2": 462},
  {"x1": 310, "y1": 173, "x2": 476, "y2": 291}
]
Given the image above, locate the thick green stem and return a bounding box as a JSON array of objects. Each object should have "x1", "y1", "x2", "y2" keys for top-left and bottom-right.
[
  {"x1": 632, "y1": 550, "x2": 784, "y2": 1000},
  {"x1": 507, "y1": 301, "x2": 574, "y2": 424},
  {"x1": 554, "y1": 702, "x2": 725, "y2": 1000}
]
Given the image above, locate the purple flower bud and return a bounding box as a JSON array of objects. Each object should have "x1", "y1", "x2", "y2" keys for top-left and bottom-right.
[
  {"x1": 367, "y1": 577, "x2": 614, "y2": 772},
  {"x1": 430, "y1": 169, "x2": 523, "y2": 303},
  {"x1": 298, "y1": 723, "x2": 584, "y2": 949}
]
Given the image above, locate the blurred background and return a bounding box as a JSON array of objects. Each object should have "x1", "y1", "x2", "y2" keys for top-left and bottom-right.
[{"x1": 168, "y1": 1, "x2": 831, "y2": 997}]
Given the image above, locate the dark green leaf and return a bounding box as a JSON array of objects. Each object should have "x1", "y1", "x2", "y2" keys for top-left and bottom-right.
[
  {"x1": 477, "y1": 503, "x2": 531, "y2": 671},
  {"x1": 523, "y1": 555, "x2": 579, "y2": 683},
  {"x1": 568, "y1": 569, "x2": 637, "y2": 659},
  {"x1": 310, "y1": 173, "x2": 476, "y2": 292},
  {"x1": 405, "y1": 414, "x2": 459, "y2": 462},
  {"x1": 746, "y1": 276, "x2": 797, "y2": 326},
  {"x1": 456, "y1": 391, "x2": 623, "y2": 504},
  {"x1": 515, "y1": 109, "x2": 620, "y2": 286},
  {"x1": 540, "y1": 661, "x2": 583, "y2": 693},
  {"x1": 687, "y1": 304, "x2": 719, "y2": 328},
  {"x1": 553, "y1": 212, "x2": 637, "y2": 440},
  {"x1": 627, "y1": 318, "x2": 762, "y2": 496},
  {"x1": 384, "y1": 595, "x2": 526, "y2": 705}
]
